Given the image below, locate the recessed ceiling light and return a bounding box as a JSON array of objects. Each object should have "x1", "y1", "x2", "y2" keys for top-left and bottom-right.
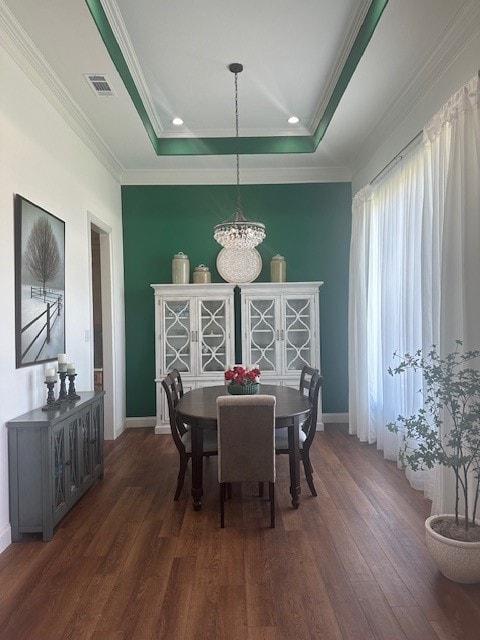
[
  {"x1": 172, "y1": 117, "x2": 184, "y2": 126},
  {"x1": 288, "y1": 116, "x2": 300, "y2": 124}
]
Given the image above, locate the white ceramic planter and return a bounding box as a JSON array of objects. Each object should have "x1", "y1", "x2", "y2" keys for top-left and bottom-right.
[{"x1": 425, "y1": 514, "x2": 480, "y2": 583}]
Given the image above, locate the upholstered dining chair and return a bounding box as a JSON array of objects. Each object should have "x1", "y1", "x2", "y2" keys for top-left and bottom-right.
[
  {"x1": 161, "y1": 369, "x2": 217, "y2": 500},
  {"x1": 274, "y1": 366, "x2": 323, "y2": 496},
  {"x1": 216, "y1": 395, "x2": 276, "y2": 528}
]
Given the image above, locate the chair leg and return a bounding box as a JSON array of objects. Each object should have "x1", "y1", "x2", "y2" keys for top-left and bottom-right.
[
  {"x1": 302, "y1": 450, "x2": 317, "y2": 497},
  {"x1": 220, "y1": 483, "x2": 225, "y2": 528},
  {"x1": 269, "y1": 482, "x2": 275, "y2": 528},
  {"x1": 258, "y1": 482, "x2": 264, "y2": 497},
  {"x1": 174, "y1": 456, "x2": 188, "y2": 501}
]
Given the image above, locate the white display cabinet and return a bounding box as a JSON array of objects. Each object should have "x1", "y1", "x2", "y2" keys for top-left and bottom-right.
[
  {"x1": 152, "y1": 284, "x2": 235, "y2": 432},
  {"x1": 239, "y1": 282, "x2": 323, "y2": 427}
]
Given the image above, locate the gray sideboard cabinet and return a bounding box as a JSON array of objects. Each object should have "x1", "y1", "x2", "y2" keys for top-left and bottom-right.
[{"x1": 7, "y1": 391, "x2": 105, "y2": 541}]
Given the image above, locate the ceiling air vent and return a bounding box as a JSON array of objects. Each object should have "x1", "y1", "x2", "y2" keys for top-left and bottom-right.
[{"x1": 84, "y1": 74, "x2": 116, "y2": 97}]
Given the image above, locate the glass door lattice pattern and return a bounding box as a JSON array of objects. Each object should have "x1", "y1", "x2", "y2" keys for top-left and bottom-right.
[
  {"x1": 200, "y1": 300, "x2": 229, "y2": 373},
  {"x1": 284, "y1": 298, "x2": 313, "y2": 371},
  {"x1": 164, "y1": 300, "x2": 191, "y2": 373},
  {"x1": 54, "y1": 426, "x2": 66, "y2": 510},
  {"x1": 248, "y1": 299, "x2": 277, "y2": 371}
]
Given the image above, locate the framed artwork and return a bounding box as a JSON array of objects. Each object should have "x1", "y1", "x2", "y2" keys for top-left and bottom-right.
[{"x1": 14, "y1": 195, "x2": 65, "y2": 368}]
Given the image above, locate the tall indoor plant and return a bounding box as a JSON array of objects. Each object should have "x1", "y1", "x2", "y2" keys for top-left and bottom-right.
[{"x1": 387, "y1": 341, "x2": 480, "y2": 582}]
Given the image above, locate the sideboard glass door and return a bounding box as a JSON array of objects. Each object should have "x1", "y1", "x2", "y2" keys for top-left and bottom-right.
[{"x1": 163, "y1": 299, "x2": 192, "y2": 373}]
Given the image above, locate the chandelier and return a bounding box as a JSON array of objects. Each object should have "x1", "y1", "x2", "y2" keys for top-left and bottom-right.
[{"x1": 213, "y1": 63, "x2": 266, "y2": 250}]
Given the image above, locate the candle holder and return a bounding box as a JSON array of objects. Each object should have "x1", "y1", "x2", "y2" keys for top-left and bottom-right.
[
  {"x1": 67, "y1": 373, "x2": 80, "y2": 401},
  {"x1": 57, "y1": 371, "x2": 70, "y2": 404},
  {"x1": 42, "y1": 380, "x2": 58, "y2": 411}
]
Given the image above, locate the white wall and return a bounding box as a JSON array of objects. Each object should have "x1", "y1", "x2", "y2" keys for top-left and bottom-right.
[
  {"x1": 352, "y1": 33, "x2": 480, "y2": 193},
  {"x1": 0, "y1": 44, "x2": 125, "y2": 552}
]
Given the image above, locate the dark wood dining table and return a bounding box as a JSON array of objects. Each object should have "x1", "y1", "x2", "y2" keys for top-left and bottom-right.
[{"x1": 176, "y1": 384, "x2": 312, "y2": 511}]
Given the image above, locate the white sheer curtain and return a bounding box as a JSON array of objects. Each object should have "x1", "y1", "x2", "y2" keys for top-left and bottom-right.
[
  {"x1": 428, "y1": 74, "x2": 480, "y2": 512},
  {"x1": 349, "y1": 73, "x2": 480, "y2": 499},
  {"x1": 348, "y1": 146, "x2": 432, "y2": 491}
]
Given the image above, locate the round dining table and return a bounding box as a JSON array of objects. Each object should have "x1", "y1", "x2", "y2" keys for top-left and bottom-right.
[{"x1": 176, "y1": 384, "x2": 312, "y2": 511}]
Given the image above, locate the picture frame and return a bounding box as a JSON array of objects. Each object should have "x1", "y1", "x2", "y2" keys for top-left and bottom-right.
[{"x1": 14, "y1": 195, "x2": 65, "y2": 368}]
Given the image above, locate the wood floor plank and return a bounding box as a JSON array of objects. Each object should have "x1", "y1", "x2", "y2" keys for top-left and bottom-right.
[
  {"x1": 352, "y1": 581, "x2": 409, "y2": 640},
  {"x1": 337, "y1": 506, "x2": 416, "y2": 607},
  {"x1": 393, "y1": 606, "x2": 444, "y2": 640},
  {"x1": 309, "y1": 527, "x2": 376, "y2": 639},
  {"x1": 1, "y1": 425, "x2": 479, "y2": 639},
  {"x1": 244, "y1": 529, "x2": 276, "y2": 628}
]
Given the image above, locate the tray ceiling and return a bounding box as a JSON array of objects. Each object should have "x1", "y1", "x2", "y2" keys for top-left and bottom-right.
[{"x1": 1, "y1": 0, "x2": 476, "y2": 181}]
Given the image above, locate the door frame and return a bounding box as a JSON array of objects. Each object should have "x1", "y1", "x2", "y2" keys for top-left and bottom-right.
[{"x1": 88, "y1": 213, "x2": 115, "y2": 440}]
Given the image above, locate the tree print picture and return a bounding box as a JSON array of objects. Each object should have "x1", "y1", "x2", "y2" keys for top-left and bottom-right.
[{"x1": 14, "y1": 195, "x2": 65, "y2": 367}]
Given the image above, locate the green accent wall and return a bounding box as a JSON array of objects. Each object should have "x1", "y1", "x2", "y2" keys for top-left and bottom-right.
[{"x1": 122, "y1": 183, "x2": 351, "y2": 417}]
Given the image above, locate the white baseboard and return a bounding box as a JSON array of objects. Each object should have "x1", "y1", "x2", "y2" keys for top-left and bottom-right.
[
  {"x1": 113, "y1": 421, "x2": 126, "y2": 439},
  {"x1": 126, "y1": 413, "x2": 349, "y2": 435},
  {"x1": 0, "y1": 522, "x2": 11, "y2": 554},
  {"x1": 125, "y1": 416, "x2": 156, "y2": 429},
  {"x1": 125, "y1": 416, "x2": 168, "y2": 434},
  {"x1": 154, "y1": 425, "x2": 170, "y2": 435},
  {"x1": 323, "y1": 412, "x2": 349, "y2": 424}
]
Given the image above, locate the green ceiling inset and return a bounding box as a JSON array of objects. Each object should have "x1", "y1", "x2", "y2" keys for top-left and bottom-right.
[{"x1": 85, "y1": 0, "x2": 389, "y2": 156}]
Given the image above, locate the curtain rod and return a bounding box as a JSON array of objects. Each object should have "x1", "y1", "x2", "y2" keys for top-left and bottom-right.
[
  {"x1": 370, "y1": 130, "x2": 423, "y2": 186},
  {"x1": 370, "y1": 69, "x2": 480, "y2": 186}
]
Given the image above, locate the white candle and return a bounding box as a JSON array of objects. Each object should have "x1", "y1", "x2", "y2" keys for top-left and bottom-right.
[
  {"x1": 58, "y1": 353, "x2": 67, "y2": 363},
  {"x1": 67, "y1": 363, "x2": 76, "y2": 374},
  {"x1": 45, "y1": 367, "x2": 56, "y2": 377},
  {"x1": 46, "y1": 375, "x2": 56, "y2": 383}
]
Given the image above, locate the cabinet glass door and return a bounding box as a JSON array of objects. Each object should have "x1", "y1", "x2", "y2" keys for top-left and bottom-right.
[
  {"x1": 68, "y1": 416, "x2": 82, "y2": 497},
  {"x1": 283, "y1": 297, "x2": 314, "y2": 372},
  {"x1": 163, "y1": 300, "x2": 192, "y2": 373},
  {"x1": 52, "y1": 423, "x2": 67, "y2": 512},
  {"x1": 91, "y1": 400, "x2": 103, "y2": 473},
  {"x1": 199, "y1": 299, "x2": 230, "y2": 373},
  {"x1": 246, "y1": 298, "x2": 278, "y2": 372},
  {"x1": 81, "y1": 410, "x2": 93, "y2": 483}
]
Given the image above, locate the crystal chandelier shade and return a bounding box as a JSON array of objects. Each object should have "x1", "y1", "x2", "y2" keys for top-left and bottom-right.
[{"x1": 213, "y1": 63, "x2": 266, "y2": 250}]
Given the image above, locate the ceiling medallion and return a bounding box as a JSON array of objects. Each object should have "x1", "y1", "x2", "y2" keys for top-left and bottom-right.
[{"x1": 213, "y1": 63, "x2": 266, "y2": 250}]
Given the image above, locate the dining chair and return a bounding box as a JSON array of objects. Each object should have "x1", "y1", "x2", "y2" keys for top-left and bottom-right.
[
  {"x1": 274, "y1": 366, "x2": 323, "y2": 496},
  {"x1": 161, "y1": 369, "x2": 217, "y2": 500},
  {"x1": 216, "y1": 395, "x2": 276, "y2": 528}
]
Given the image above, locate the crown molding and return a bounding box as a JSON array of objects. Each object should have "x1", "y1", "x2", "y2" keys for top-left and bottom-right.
[
  {"x1": 0, "y1": 0, "x2": 123, "y2": 182},
  {"x1": 100, "y1": 0, "x2": 163, "y2": 137},
  {"x1": 159, "y1": 127, "x2": 312, "y2": 138},
  {"x1": 349, "y1": 0, "x2": 480, "y2": 177},
  {"x1": 310, "y1": 0, "x2": 372, "y2": 131},
  {"x1": 121, "y1": 165, "x2": 352, "y2": 185}
]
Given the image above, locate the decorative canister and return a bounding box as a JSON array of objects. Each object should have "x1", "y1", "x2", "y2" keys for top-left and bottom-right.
[
  {"x1": 270, "y1": 254, "x2": 286, "y2": 282},
  {"x1": 193, "y1": 264, "x2": 211, "y2": 284},
  {"x1": 172, "y1": 252, "x2": 190, "y2": 284}
]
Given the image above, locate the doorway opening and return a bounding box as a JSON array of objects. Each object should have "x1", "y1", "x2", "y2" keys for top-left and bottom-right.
[{"x1": 89, "y1": 217, "x2": 115, "y2": 440}]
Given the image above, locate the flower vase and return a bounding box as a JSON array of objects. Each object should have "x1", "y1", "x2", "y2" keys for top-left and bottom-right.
[{"x1": 227, "y1": 382, "x2": 259, "y2": 395}]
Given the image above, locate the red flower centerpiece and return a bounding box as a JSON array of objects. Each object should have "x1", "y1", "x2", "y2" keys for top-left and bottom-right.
[{"x1": 225, "y1": 365, "x2": 261, "y2": 395}]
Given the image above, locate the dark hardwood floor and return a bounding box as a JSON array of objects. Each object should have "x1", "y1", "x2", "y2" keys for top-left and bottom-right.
[{"x1": 1, "y1": 424, "x2": 480, "y2": 639}]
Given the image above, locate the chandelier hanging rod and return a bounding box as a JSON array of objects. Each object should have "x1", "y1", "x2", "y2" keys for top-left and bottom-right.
[{"x1": 213, "y1": 62, "x2": 266, "y2": 250}]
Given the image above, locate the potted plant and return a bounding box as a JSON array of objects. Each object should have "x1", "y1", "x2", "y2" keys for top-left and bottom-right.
[
  {"x1": 387, "y1": 341, "x2": 480, "y2": 583},
  {"x1": 224, "y1": 365, "x2": 261, "y2": 395}
]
